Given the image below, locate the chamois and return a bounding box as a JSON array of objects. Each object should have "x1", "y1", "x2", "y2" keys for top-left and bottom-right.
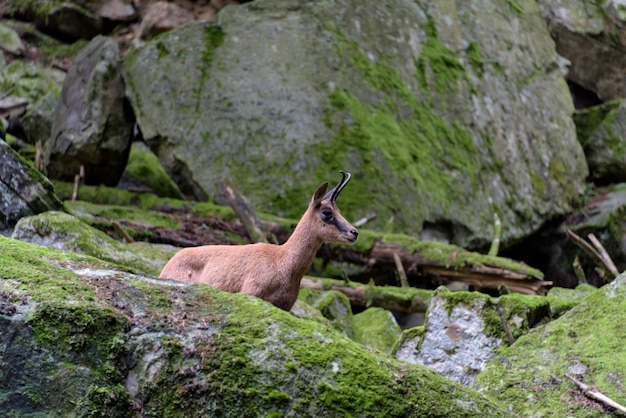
[{"x1": 159, "y1": 171, "x2": 358, "y2": 310}]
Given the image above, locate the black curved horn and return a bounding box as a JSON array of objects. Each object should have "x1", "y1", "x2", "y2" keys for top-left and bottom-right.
[{"x1": 329, "y1": 171, "x2": 351, "y2": 202}]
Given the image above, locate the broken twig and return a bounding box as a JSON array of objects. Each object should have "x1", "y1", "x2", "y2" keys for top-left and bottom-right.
[
  {"x1": 565, "y1": 374, "x2": 626, "y2": 413},
  {"x1": 219, "y1": 178, "x2": 267, "y2": 243},
  {"x1": 72, "y1": 165, "x2": 85, "y2": 201},
  {"x1": 354, "y1": 213, "x2": 377, "y2": 228},
  {"x1": 393, "y1": 252, "x2": 409, "y2": 288},
  {"x1": 112, "y1": 221, "x2": 135, "y2": 243},
  {"x1": 587, "y1": 233, "x2": 619, "y2": 277},
  {"x1": 566, "y1": 229, "x2": 618, "y2": 279}
]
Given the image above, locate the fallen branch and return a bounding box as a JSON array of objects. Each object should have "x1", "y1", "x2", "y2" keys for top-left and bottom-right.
[
  {"x1": 354, "y1": 213, "x2": 377, "y2": 228},
  {"x1": 393, "y1": 252, "x2": 409, "y2": 287},
  {"x1": 565, "y1": 374, "x2": 626, "y2": 413},
  {"x1": 219, "y1": 178, "x2": 267, "y2": 244},
  {"x1": 300, "y1": 277, "x2": 431, "y2": 313},
  {"x1": 587, "y1": 233, "x2": 619, "y2": 277},
  {"x1": 72, "y1": 165, "x2": 85, "y2": 201},
  {"x1": 112, "y1": 221, "x2": 135, "y2": 243},
  {"x1": 566, "y1": 229, "x2": 618, "y2": 279},
  {"x1": 358, "y1": 239, "x2": 550, "y2": 295}
]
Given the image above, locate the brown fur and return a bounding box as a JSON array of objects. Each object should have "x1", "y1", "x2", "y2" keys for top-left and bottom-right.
[{"x1": 159, "y1": 177, "x2": 358, "y2": 310}]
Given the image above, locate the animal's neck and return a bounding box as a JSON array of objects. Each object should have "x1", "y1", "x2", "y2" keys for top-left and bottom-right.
[{"x1": 280, "y1": 212, "x2": 323, "y2": 280}]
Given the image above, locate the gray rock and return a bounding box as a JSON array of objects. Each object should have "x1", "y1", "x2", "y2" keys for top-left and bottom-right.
[
  {"x1": 124, "y1": 0, "x2": 587, "y2": 249},
  {"x1": 475, "y1": 274, "x2": 623, "y2": 417},
  {"x1": 0, "y1": 22, "x2": 25, "y2": 55},
  {"x1": 0, "y1": 139, "x2": 64, "y2": 235},
  {"x1": 45, "y1": 35, "x2": 134, "y2": 186},
  {"x1": 575, "y1": 100, "x2": 626, "y2": 183},
  {"x1": 21, "y1": 92, "x2": 59, "y2": 146},
  {"x1": 540, "y1": 0, "x2": 626, "y2": 101},
  {"x1": 395, "y1": 288, "x2": 553, "y2": 386},
  {"x1": 396, "y1": 290, "x2": 501, "y2": 386},
  {"x1": 0, "y1": 234, "x2": 507, "y2": 417}
]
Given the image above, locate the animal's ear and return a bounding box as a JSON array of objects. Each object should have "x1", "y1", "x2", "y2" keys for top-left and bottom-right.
[{"x1": 311, "y1": 182, "x2": 328, "y2": 206}]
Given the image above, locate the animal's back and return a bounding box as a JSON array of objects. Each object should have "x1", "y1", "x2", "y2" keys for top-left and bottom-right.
[{"x1": 159, "y1": 243, "x2": 280, "y2": 294}]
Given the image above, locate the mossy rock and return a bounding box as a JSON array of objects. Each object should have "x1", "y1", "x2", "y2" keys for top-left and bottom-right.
[
  {"x1": 395, "y1": 287, "x2": 564, "y2": 386},
  {"x1": 0, "y1": 235, "x2": 506, "y2": 416},
  {"x1": 353, "y1": 307, "x2": 402, "y2": 354},
  {"x1": 475, "y1": 274, "x2": 626, "y2": 417},
  {"x1": 122, "y1": 141, "x2": 184, "y2": 199},
  {"x1": 298, "y1": 288, "x2": 355, "y2": 337},
  {"x1": 124, "y1": 0, "x2": 586, "y2": 249},
  {"x1": 10, "y1": 210, "x2": 174, "y2": 276}
]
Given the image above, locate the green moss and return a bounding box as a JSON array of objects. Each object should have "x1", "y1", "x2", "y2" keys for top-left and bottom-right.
[
  {"x1": 124, "y1": 143, "x2": 183, "y2": 199},
  {"x1": 321, "y1": 26, "x2": 480, "y2": 232},
  {"x1": 1, "y1": 236, "x2": 505, "y2": 416},
  {"x1": 506, "y1": 0, "x2": 525, "y2": 16},
  {"x1": 466, "y1": 42, "x2": 484, "y2": 77},
  {"x1": 476, "y1": 277, "x2": 626, "y2": 416},
  {"x1": 353, "y1": 307, "x2": 402, "y2": 354},
  {"x1": 573, "y1": 100, "x2": 621, "y2": 147},
  {"x1": 7, "y1": 0, "x2": 63, "y2": 16},
  {"x1": 0, "y1": 236, "x2": 134, "y2": 415},
  {"x1": 29, "y1": 302, "x2": 129, "y2": 359},
  {"x1": 415, "y1": 19, "x2": 470, "y2": 94},
  {"x1": 353, "y1": 229, "x2": 544, "y2": 279},
  {"x1": 529, "y1": 170, "x2": 546, "y2": 197}
]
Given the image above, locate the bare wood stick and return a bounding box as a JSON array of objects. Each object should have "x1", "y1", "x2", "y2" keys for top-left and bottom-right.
[
  {"x1": 354, "y1": 213, "x2": 377, "y2": 228},
  {"x1": 219, "y1": 178, "x2": 267, "y2": 243},
  {"x1": 572, "y1": 256, "x2": 587, "y2": 285},
  {"x1": 71, "y1": 165, "x2": 85, "y2": 201},
  {"x1": 393, "y1": 252, "x2": 409, "y2": 287},
  {"x1": 488, "y1": 212, "x2": 501, "y2": 257},
  {"x1": 567, "y1": 229, "x2": 617, "y2": 279},
  {"x1": 587, "y1": 233, "x2": 619, "y2": 277},
  {"x1": 565, "y1": 374, "x2": 626, "y2": 413},
  {"x1": 34, "y1": 140, "x2": 43, "y2": 171},
  {"x1": 112, "y1": 221, "x2": 135, "y2": 243}
]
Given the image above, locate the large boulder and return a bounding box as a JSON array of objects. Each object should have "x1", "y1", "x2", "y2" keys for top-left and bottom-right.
[
  {"x1": 574, "y1": 100, "x2": 626, "y2": 183},
  {"x1": 394, "y1": 288, "x2": 552, "y2": 386},
  {"x1": 0, "y1": 235, "x2": 506, "y2": 417},
  {"x1": 0, "y1": 139, "x2": 64, "y2": 235},
  {"x1": 475, "y1": 273, "x2": 626, "y2": 417},
  {"x1": 540, "y1": 0, "x2": 626, "y2": 101},
  {"x1": 124, "y1": 0, "x2": 587, "y2": 249},
  {"x1": 44, "y1": 35, "x2": 134, "y2": 187}
]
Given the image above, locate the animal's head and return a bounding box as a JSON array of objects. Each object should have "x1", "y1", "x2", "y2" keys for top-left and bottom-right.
[{"x1": 309, "y1": 171, "x2": 358, "y2": 244}]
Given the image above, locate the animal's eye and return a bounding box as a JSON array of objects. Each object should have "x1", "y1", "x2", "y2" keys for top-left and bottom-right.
[{"x1": 321, "y1": 209, "x2": 334, "y2": 221}]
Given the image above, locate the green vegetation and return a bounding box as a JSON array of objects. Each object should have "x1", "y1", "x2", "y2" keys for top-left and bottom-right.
[
  {"x1": 475, "y1": 277, "x2": 626, "y2": 416},
  {"x1": 319, "y1": 24, "x2": 480, "y2": 232},
  {"x1": 353, "y1": 307, "x2": 402, "y2": 354}
]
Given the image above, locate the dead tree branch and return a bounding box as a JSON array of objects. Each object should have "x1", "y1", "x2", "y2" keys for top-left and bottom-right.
[
  {"x1": 566, "y1": 229, "x2": 618, "y2": 279},
  {"x1": 220, "y1": 178, "x2": 268, "y2": 244},
  {"x1": 565, "y1": 374, "x2": 626, "y2": 413}
]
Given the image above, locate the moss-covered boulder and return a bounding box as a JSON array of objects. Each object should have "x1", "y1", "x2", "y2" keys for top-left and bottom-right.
[
  {"x1": 124, "y1": 0, "x2": 586, "y2": 249},
  {"x1": 395, "y1": 287, "x2": 556, "y2": 386},
  {"x1": 122, "y1": 141, "x2": 184, "y2": 199},
  {"x1": 0, "y1": 139, "x2": 65, "y2": 234},
  {"x1": 353, "y1": 307, "x2": 402, "y2": 354},
  {"x1": 298, "y1": 288, "x2": 355, "y2": 337},
  {"x1": 574, "y1": 100, "x2": 626, "y2": 184},
  {"x1": 0, "y1": 235, "x2": 506, "y2": 416},
  {"x1": 474, "y1": 274, "x2": 625, "y2": 417},
  {"x1": 10, "y1": 210, "x2": 174, "y2": 277}
]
